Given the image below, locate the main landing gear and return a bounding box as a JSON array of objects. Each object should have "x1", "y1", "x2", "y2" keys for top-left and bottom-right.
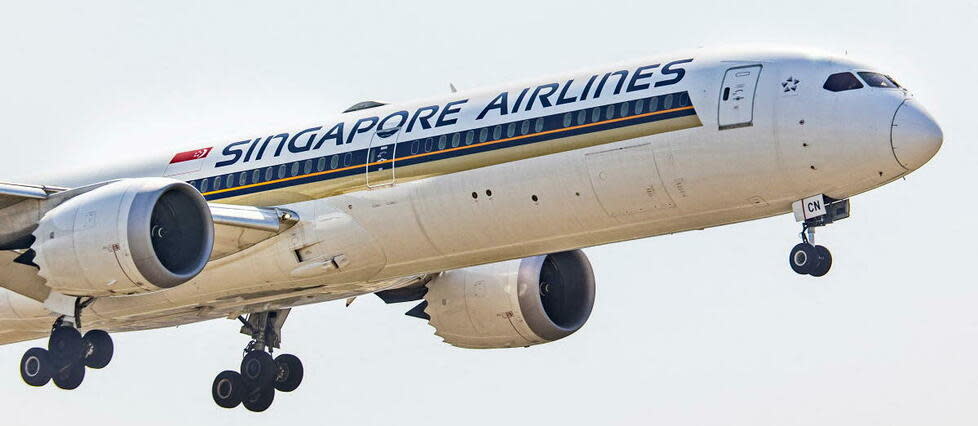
[
  {"x1": 211, "y1": 309, "x2": 304, "y2": 412},
  {"x1": 787, "y1": 196, "x2": 850, "y2": 277},
  {"x1": 20, "y1": 301, "x2": 114, "y2": 390}
]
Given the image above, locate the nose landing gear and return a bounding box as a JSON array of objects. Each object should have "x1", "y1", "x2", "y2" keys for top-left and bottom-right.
[
  {"x1": 789, "y1": 226, "x2": 833, "y2": 277},
  {"x1": 787, "y1": 195, "x2": 849, "y2": 277},
  {"x1": 211, "y1": 309, "x2": 304, "y2": 412}
]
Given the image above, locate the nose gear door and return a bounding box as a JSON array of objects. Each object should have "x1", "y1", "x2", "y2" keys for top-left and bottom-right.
[{"x1": 718, "y1": 65, "x2": 762, "y2": 130}]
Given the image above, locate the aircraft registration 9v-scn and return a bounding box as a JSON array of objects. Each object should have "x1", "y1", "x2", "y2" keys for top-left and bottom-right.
[{"x1": 0, "y1": 47, "x2": 942, "y2": 412}]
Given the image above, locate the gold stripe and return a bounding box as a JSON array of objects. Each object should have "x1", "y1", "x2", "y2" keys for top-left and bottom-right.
[{"x1": 203, "y1": 105, "x2": 696, "y2": 196}]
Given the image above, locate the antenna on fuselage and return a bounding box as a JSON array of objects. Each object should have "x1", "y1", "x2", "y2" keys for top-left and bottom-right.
[{"x1": 449, "y1": 83, "x2": 458, "y2": 93}]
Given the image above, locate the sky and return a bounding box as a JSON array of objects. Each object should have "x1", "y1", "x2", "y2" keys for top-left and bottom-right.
[{"x1": 0, "y1": 1, "x2": 975, "y2": 425}]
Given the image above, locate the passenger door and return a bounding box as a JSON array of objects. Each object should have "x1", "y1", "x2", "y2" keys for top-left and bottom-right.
[
  {"x1": 718, "y1": 65, "x2": 762, "y2": 130},
  {"x1": 366, "y1": 124, "x2": 401, "y2": 188}
]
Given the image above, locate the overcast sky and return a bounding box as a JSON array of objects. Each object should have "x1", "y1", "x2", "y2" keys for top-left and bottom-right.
[{"x1": 0, "y1": 1, "x2": 975, "y2": 425}]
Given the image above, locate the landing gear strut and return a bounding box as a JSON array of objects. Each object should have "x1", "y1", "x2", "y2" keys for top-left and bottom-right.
[
  {"x1": 211, "y1": 309, "x2": 304, "y2": 412},
  {"x1": 788, "y1": 196, "x2": 849, "y2": 277},
  {"x1": 20, "y1": 298, "x2": 114, "y2": 390}
]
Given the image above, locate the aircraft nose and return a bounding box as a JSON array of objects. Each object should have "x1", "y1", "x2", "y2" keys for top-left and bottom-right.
[{"x1": 890, "y1": 99, "x2": 943, "y2": 171}]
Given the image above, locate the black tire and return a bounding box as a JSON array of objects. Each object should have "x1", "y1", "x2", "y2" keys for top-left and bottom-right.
[
  {"x1": 789, "y1": 243, "x2": 821, "y2": 275},
  {"x1": 240, "y1": 350, "x2": 277, "y2": 388},
  {"x1": 809, "y1": 245, "x2": 833, "y2": 277},
  {"x1": 212, "y1": 370, "x2": 246, "y2": 409},
  {"x1": 273, "y1": 354, "x2": 304, "y2": 392},
  {"x1": 82, "y1": 330, "x2": 114, "y2": 369},
  {"x1": 20, "y1": 347, "x2": 52, "y2": 387},
  {"x1": 242, "y1": 384, "x2": 275, "y2": 412},
  {"x1": 48, "y1": 327, "x2": 83, "y2": 366},
  {"x1": 52, "y1": 361, "x2": 85, "y2": 390}
]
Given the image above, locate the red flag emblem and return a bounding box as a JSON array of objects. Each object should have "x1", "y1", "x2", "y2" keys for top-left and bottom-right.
[{"x1": 170, "y1": 148, "x2": 212, "y2": 164}]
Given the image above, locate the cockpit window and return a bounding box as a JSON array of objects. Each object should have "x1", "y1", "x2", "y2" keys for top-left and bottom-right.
[
  {"x1": 823, "y1": 72, "x2": 864, "y2": 92},
  {"x1": 857, "y1": 72, "x2": 900, "y2": 88}
]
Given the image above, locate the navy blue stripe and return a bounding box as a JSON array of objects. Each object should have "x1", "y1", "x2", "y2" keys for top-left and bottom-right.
[{"x1": 196, "y1": 91, "x2": 697, "y2": 201}]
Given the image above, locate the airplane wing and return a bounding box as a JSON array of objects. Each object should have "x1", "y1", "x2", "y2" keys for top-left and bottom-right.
[
  {"x1": 0, "y1": 182, "x2": 66, "y2": 209},
  {"x1": 208, "y1": 204, "x2": 299, "y2": 260}
]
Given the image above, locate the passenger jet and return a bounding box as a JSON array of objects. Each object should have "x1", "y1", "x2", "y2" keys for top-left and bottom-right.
[{"x1": 0, "y1": 47, "x2": 942, "y2": 411}]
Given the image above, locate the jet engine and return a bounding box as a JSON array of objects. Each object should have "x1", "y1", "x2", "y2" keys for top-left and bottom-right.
[
  {"x1": 31, "y1": 178, "x2": 214, "y2": 296},
  {"x1": 421, "y1": 250, "x2": 595, "y2": 349}
]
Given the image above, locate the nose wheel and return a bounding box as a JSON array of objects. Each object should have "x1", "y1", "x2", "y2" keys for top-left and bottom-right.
[
  {"x1": 787, "y1": 196, "x2": 849, "y2": 277},
  {"x1": 789, "y1": 241, "x2": 833, "y2": 277},
  {"x1": 211, "y1": 309, "x2": 304, "y2": 412}
]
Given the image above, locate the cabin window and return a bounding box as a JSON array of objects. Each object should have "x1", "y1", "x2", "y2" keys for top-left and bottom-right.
[
  {"x1": 225, "y1": 174, "x2": 235, "y2": 188},
  {"x1": 506, "y1": 123, "x2": 516, "y2": 138},
  {"x1": 451, "y1": 133, "x2": 461, "y2": 147},
  {"x1": 679, "y1": 93, "x2": 690, "y2": 107},
  {"x1": 411, "y1": 140, "x2": 420, "y2": 154},
  {"x1": 562, "y1": 113, "x2": 573, "y2": 127},
  {"x1": 330, "y1": 154, "x2": 339, "y2": 169},
  {"x1": 465, "y1": 130, "x2": 475, "y2": 145},
  {"x1": 577, "y1": 110, "x2": 587, "y2": 125},
  {"x1": 438, "y1": 135, "x2": 447, "y2": 150},
  {"x1": 478, "y1": 128, "x2": 488, "y2": 142},
  {"x1": 620, "y1": 102, "x2": 629, "y2": 117},
  {"x1": 649, "y1": 97, "x2": 659, "y2": 111},
  {"x1": 635, "y1": 99, "x2": 646, "y2": 114},
  {"x1": 857, "y1": 72, "x2": 900, "y2": 88},
  {"x1": 290, "y1": 162, "x2": 300, "y2": 177},
  {"x1": 238, "y1": 172, "x2": 248, "y2": 186},
  {"x1": 663, "y1": 94, "x2": 674, "y2": 109},
  {"x1": 591, "y1": 107, "x2": 600, "y2": 122},
  {"x1": 303, "y1": 159, "x2": 312, "y2": 174},
  {"x1": 200, "y1": 179, "x2": 209, "y2": 193},
  {"x1": 492, "y1": 125, "x2": 502, "y2": 140},
  {"x1": 253, "y1": 169, "x2": 262, "y2": 183},
  {"x1": 264, "y1": 167, "x2": 273, "y2": 181},
  {"x1": 317, "y1": 157, "x2": 326, "y2": 172},
  {"x1": 520, "y1": 120, "x2": 530, "y2": 135},
  {"x1": 343, "y1": 152, "x2": 352, "y2": 166},
  {"x1": 212, "y1": 176, "x2": 222, "y2": 191},
  {"x1": 278, "y1": 165, "x2": 287, "y2": 179},
  {"x1": 823, "y1": 72, "x2": 863, "y2": 92},
  {"x1": 605, "y1": 104, "x2": 615, "y2": 120},
  {"x1": 534, "y1": 117, "x2": 544, "y2": 132}
]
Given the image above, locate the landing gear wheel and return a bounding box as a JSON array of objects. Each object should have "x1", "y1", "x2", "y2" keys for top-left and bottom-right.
[
  {"x1": 212, "y1": 370, "x2": 246, "y2": 409},
  {"x1": 809, "y1": 245, "x2": 833, "y2": 277},
  {"x1": 789, "y1": 243, "x2": 821, "y2": 275},
  {"x1": 52, "y1": 362, "x2": 85, "y2": 390},
  {"x1": 242, "y1": 384, "x2": 275, "y2": 413},
  {"x1": 273, "y1": 354, "x2": 304, "y2": 392},
  {"x1": 48, "y1": 326, "x2": 83, "y2": 366},
  {"x1": 20, "y1": 347, "x2": 52, "y2": 387},
  {"x1": 240, "y1": 350, "x2": 277, "y2": 388},
  {"x1": 82, "y1": 330, "x2": 113, "y2": 369}
]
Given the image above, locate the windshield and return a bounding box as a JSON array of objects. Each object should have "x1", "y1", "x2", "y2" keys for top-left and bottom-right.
[
  {"x1": 857, "y1": 72, "x2": 901, "y2": 88},
  {"x1": 823, "y1": 72, "x2": 864, "y2": 92}
]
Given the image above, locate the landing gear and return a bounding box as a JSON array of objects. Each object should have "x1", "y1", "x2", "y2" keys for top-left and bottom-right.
[
  {"x1": 788, "y1": 196, "x2": 849, "y2": 278},
  {"x1": 211, "y1": 309, "x2": 304, "y2": 412},
  {"x1": 20, "y1": 302, "x2": 114, "y2": 390}
]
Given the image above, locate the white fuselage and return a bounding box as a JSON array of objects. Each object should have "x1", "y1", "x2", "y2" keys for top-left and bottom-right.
[{"x1": 0, "y1": 48, "x2": 941, "y2": 339}]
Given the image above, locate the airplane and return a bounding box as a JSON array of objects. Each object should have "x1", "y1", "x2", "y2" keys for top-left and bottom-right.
[{"x1": 0, "y1": 47, "x2": 942, "y2": 412}]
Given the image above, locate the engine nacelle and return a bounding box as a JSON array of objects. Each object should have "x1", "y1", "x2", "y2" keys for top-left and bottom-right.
[
  {"x1": 32, "y1": 178, "x2": 214, "y2": 296},
  {"x1": 423, "y1": 250, "x2": 595, "y2": 349}
]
